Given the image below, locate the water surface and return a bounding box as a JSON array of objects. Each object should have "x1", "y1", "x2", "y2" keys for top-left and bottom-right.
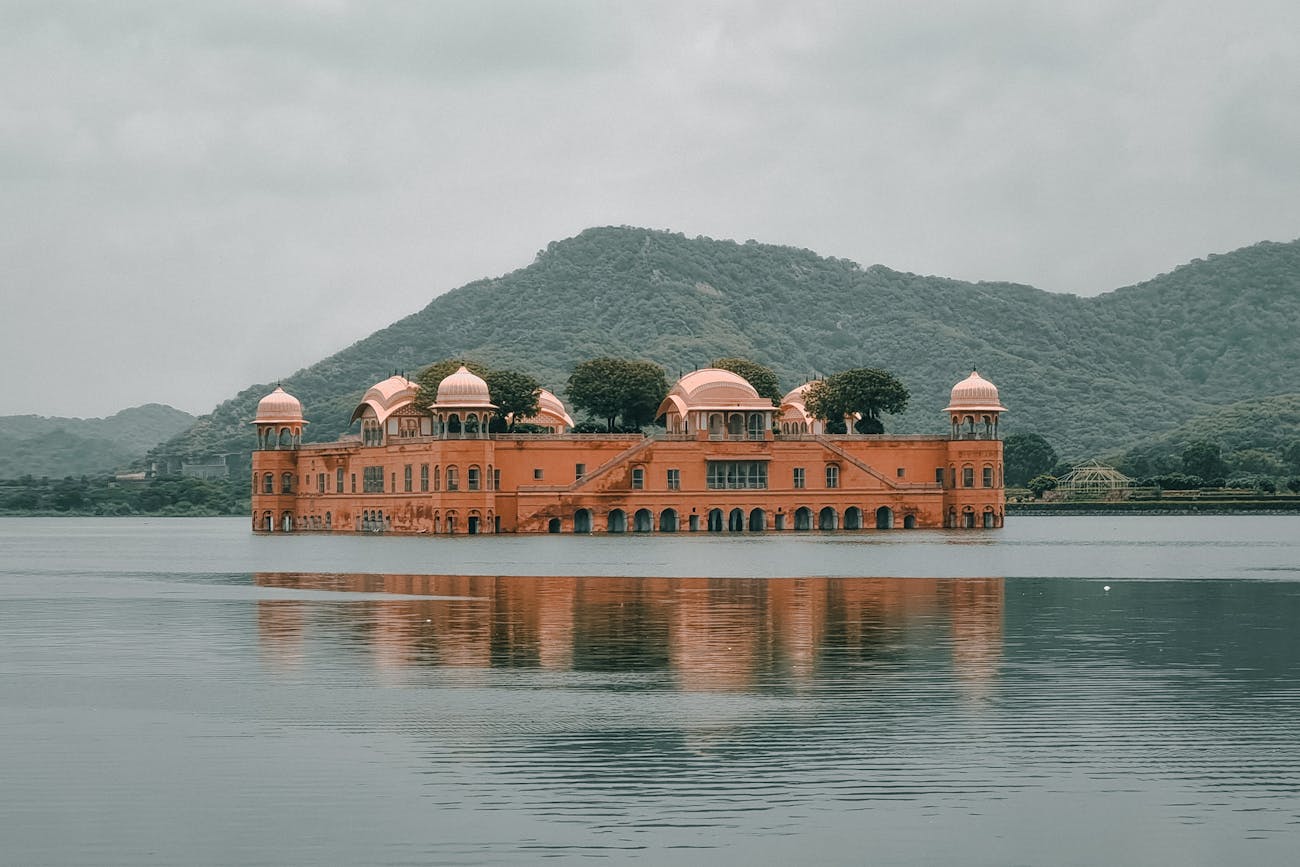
[{"x1": 1, "y1": 517, "x2": 1298, "y2": 865}]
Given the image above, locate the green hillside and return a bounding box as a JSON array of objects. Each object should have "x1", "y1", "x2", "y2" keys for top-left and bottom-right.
[
  {"x1": 150, "y1": 227, "x2": 1300, "y2": 469},
  {"x1": 1106, "y1": 394, "x2": 1300, "y2": 478},
  {"x1": 0, "y1": 404, "x2": 195, "y2": 478}
]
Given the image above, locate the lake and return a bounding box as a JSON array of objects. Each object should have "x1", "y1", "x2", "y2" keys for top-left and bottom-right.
[{"x1": 2, "y1": 516, "x2": 1298, "y2": 865}]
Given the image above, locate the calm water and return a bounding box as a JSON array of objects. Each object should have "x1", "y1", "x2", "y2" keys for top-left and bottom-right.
[{"x1": 1, "y1": 517, "x2": 1298, "y2": 865}]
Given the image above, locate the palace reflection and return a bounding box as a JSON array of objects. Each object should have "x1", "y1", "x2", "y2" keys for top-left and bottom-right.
[{"x1": 255, "y1": 574, "x2": 1004, "y2": 692}]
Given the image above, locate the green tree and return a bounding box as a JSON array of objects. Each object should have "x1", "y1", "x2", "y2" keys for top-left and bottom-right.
[
  {"x1": 1003, "y1": 432, "x2": 1059, "y2": 487},
  {"x1": 803, "y1": 368, "x2": 909, "y2": 434},
  {"x1": 567, "y1": 357, "x2": 669, "y2": 432},
  {"x1": 712, "y1": 357, "x2": 782, "y2": 405},
  {"x1": 1026, "y1": 474, "x2": 1058, "y2": 498},
  {"x1": 484, "y1": 369, "x2": 542, "y2": 431},
  {"x1": 1182, "y1": 440, "x2": 1225, "y2": 479}
]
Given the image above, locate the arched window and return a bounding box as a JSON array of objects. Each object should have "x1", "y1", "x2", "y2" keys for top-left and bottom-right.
[
  {"x1": 446, "y1": 466, "x2": 459, "y2": 491},
  {"x1": 468, "y1": 466, "x2": 481, "y2": 491},
  {"x1": 962, "y1": 466, "x2": 974, "y2": 487},
  {"x1": 433, "y1": 465, "x2": 441, "y2": 491},
  {"x1": 281, "y1": 472, "x2": 293, "y2": 494},
  {"x1": 982, "y1": 465, "x2": 994, "y2": 487},
  {"x1": 748, "y1": 508, "x2": 765, "y2": 532},
  {"x1": 262, "y1": 473, "x2": 274, "y2": 494}
]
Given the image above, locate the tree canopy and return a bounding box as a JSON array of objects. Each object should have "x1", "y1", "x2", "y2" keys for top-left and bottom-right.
[
  {"x1": 567, "y1": 357, "x2": 669, "y2": 432},
  {"x1": 713, "y1": 357, "x2": 782, "y2": 405},
  {"x1": 803, "y1": 368, "x2": 909, "y2": 434},
  {"x1": 1003, "y1": 432, "x2": 1059, "y2": 487}
]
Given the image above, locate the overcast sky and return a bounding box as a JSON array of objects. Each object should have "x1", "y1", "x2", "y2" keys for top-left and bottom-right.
[{"x1": 3, "y1": 1, "x2": 1298, "y2": 418}]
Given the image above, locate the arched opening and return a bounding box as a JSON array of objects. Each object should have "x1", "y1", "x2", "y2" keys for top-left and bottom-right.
[
  {"x1": 634, "y1": 508, "x2": 653, "y2": 533},
  {"x1": 903, "y1": 514, "x2": 917, "y2": 529},
  {"x1": 748, "y1": 508, "x2": 765, "y2": 532},
  {"x1": 465, "y1": 413, "x2": 479, "y2": 435},
  {"x1": 262, "y1": 512, "x2": 273, "y2": 532},
  {"x1": 875, "y1": 506, "x2": 894, "y2": 529},
  {"x1": 607, "y1": 509, "x2": 627, "y2": 534},
  {"x1": 548, "y1": 517, "x2": 562, "y2": 534},
  {"x1": 794, "y1": 507, "x2": 812, "y2": 531},
  {"x1": 468, "y1": 515, "x2": 480, "y2": 535},
  {"x1": 708, "y1": 413, "x2": 724, "y2": 438},
  {"x1": 727, "y1": 414, "x2": 744, "y2": 438},
  {"x1": 844, "y1": 507, "x2": 863, "y2": 530},
  {"x1": 983, "y1": 509, "x2": 996, "y2": 528},
  {"x1": 447, "y1": 413, "x2": 462, "y2": 435},
  {"x1": 963, "y1": 509, "x2": 976, "y2": 529},
  {"x1": 947, "y1": 507, "x2": 957, "y2": 529},
  {"x1": 324, "y1": 512, "x2": 331, "y2": 529},
  {"x1": 278, "y1": 428, "x2": 293, "y2": 448},
  {"x1": 688, "y1": 513, "x2": 700, "y2": 532},
  {"x1": 774, "y1": 512, "x2": 787, "y2": 530},
  {"x1": 573, "y1": 509, "x2": 592, "y2": 534},
  {"x1": 728, "y1": 508, "x2": 744, "y2": 531},
  {"x1": 818, "y1": 506, "x2": 838, "y2": 530},
  {"x1": 281, "y1": 511, "x2": 293, "y2": 532},
  {"x1": 708, "y1": 508, "x2": 724, "y2": 532},
  {"x1": 445, "y1": 513, "x2": 457, "y2": 534},
  {"x1": 659, "y1": 509, "x2": 678, "y2": 532}
]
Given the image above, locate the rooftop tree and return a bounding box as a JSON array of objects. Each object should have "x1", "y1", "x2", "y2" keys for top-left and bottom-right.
[
  {"x1": 567, "y1": 357, "x2": 669, "y2": 432},
  {"x1": 803, "y1": 367, "x2": 909, "y2": 434}
]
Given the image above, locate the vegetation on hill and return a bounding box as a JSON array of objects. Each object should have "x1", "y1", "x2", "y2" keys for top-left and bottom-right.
[
  {"x1": 145, "y1": 227, "x2": 1300, "y2": 472},
  {"x1": 0, "y1": 404, "x2": 195, "y2": 478}
]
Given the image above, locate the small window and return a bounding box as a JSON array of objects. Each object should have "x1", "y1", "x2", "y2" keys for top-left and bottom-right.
[
  {"x1": 391, "y1": 472, "x2": 396, "y2": 492},
  {"x1": 667, "y1": 468, "x2": 680, "y2": 490},
  {"x1": 896, "y1": 467, "x2": 905, "y2": 478},
  {"x1": 825, "y1": 465, "x2": 839, "y2": 489},
  {"x1": 793, "y1": 467, "x2": 805, "y2": 489},
  {"x1": 631, "y1": 467, "x2": 644, "y2": 490},
  {"x1": 962, "y1": 466, "x2": 974, "y2": 487},
  {"x1": 935, "y1": 467, "x2": 944, "y2": 486},
  {"x1": 318, "y1": 472, "x2": 326, "y2": 492},
  {"x1": 493, "y1": 469, "x2": 501, "y2": 490},
  {"x1": 983, "y1": 466, "x2": 994, "y2": 488},
  {"x1": 336, "y1": 467, "x2": 344, "y2": 493},
  {"x1": 281, "y1": 472, "x2": 293, "y2": 494},
  {"x1": 420, "y1": 464, "x2": 429, "y2": 492},
  {"x1": 262, "y1": 473, "x2": 274, "y2": 494},
  {"x1": 575, "y1": 463, "x2": 586, "y2": 481},
  {"x1": 404, "y1": 464, "x2": 413, "y2": 493},
  {"x1": 533, "y1": 468, "x2": 544, "y2": 480},
  {"x1": 351, "y1": 473, "x2": 357, "y2": 493},
  {"x1": 468, "y1": 466, "x2": 481, "y2": 491},
  {"x1": 446, "y1": 467, "x2": 459, "y2": 491}
]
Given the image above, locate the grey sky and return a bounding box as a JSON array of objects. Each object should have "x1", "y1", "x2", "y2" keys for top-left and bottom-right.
[{"x1": 3, "y1": 1, "x2": 1297, "y2": 417}]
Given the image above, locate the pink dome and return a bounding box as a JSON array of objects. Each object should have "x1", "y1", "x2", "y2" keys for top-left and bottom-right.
[
  {"x1": 657, "y1": 368, "x2": 773, "y2": 418},
  {"x1": 253, "y1": 386, "x2": 304, "y2": 424},
  {"x1": 944, "y1": 370, "x2": 1006, "y2": 413},
  {"x1": 350, "y1": 375, "x2": 419, "y2": 424},
  {"x1": 432, "y1": 366, "x2": 496, "y2": 409}
]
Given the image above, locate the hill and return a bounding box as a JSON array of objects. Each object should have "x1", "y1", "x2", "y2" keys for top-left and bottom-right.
[
  {"x1": 1106, "y1": 394, "x2": 1300, "y2": 479},
  {"x1": 149, "y1": 227, "x2": 1300, "y2": 469},
  {"x1": 0, "y1": 404, "x2": 195, "y2": 478}
]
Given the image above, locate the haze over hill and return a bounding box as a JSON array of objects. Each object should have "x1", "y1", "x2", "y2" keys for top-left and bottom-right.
[
  {"x1": 0, "y1": 404, "x2": 195, "y2": 478},
  {"x1": 150, "y1": 227, "x2": 1300, "y2": 469}
]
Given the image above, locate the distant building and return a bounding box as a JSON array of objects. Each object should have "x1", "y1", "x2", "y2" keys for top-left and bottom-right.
[
  {"x1": 181, "y1": 461, "x2": 229, "y2": 480},
  {"x1": 251, "y1": 368, "x2": 1007, "y2": 535}
]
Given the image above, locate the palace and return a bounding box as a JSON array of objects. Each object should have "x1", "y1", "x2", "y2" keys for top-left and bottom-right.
[{"x1": 250, "y1": 367, "x2": 1006, "y2": 535}]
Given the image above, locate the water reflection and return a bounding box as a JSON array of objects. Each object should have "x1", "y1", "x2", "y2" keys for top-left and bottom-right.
[{"x1": 255, "y1": 573, "x2": 1004, "y2": 694}]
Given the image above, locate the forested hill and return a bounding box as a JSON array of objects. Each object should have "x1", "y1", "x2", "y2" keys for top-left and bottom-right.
[
  {"x1": 153, "y1": 227, "x2": 1300, "y2": 466},
  {"x1": 0, "y1": 404, "x2": 195, "y2": 478}
]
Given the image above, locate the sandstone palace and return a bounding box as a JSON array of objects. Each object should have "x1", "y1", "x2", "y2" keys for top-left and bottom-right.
[{"x1": 251, "y1": 367, "x2": 1006, "y2": 535}]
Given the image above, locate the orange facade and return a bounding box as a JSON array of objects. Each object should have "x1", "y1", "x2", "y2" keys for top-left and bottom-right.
[{"x1": 250, "y1": 369, "x2": 1006, "y2": 535}]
